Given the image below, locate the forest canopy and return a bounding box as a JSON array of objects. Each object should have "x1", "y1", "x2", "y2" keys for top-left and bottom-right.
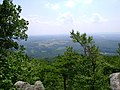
[{"x1": 0, "y1": 0, "x2": 120, "y2": 90}]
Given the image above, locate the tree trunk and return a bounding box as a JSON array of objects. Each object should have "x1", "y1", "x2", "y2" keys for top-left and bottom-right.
[
  {"x1": 63, "y1": 76, "x2": 66, "y2": 90},
  {"x1": 68, "y1": 78, "x2": 72, "y2": 90}
]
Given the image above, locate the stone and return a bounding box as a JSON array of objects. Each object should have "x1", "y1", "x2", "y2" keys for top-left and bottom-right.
[
  {"x1": 34, "y1": 81, "x2": 45, "y2": 90},
  {"x1": 110, "y1": 72, "x2": 120, "y2": 90},
  {"x1": 14, "y1": 81, "x2": 31, "y2": 90},
  {"x1": 14, "y1": 81, "x2": 45, "y2": 90}
]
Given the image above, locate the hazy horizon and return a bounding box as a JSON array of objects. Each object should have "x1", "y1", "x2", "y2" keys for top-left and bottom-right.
[
  {"x1": 20, "y1": 33, "x2": 120, "y2": 58},
  {"x1": 27, "y1": 32, "x2": 120, "y2": 36},
  {"x1": 8, "y1": 0, "x2": 120, "y2": 35}
]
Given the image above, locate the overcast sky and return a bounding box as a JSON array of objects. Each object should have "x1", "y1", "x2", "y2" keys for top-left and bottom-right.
[{"x1": 11, "y1": 0, "x2": 120, "y2": 35}]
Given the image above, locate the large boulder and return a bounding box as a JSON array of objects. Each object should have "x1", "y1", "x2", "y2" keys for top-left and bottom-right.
[
  {"x1": 14, "y1": 81, "x2": 45, "y2": 90},
  {"x1": 110, "y1": 72, "x2": 120, "y2": 90}
]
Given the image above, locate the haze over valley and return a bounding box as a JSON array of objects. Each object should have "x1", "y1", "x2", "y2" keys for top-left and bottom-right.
[{"x1": 20, "y1": 33, "x2": 120, "y2": 59}]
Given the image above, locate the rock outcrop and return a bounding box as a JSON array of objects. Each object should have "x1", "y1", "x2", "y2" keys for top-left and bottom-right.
[
  {"x1": 110, "y1": 72, "x2": 120, "y2": 90},
  {"x1": 14, "y1": 81, "x2": 45, "y2": 90}
]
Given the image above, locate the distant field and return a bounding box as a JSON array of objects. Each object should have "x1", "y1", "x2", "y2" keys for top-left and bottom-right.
[{"x1": 19, "y1": 33, "x2": 120, "y2": 59}]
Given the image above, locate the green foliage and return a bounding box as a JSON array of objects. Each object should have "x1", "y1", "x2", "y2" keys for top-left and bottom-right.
[
  {"x1": 0, "y1": 50, "x2": 49, "y2": 89},
  {"x1": 70, "y1": 30, "x2": 111, "y2": 90},
  {"x1": 0, "y1": 0, "x2": 28, "y2": 50},
  {"x1": 0, "y1": 51, "x2": 27, "y2": 89},
  {"x1": 117, "y1": 43, "x2": 120, "y2": 55},
  {"x1": 0, "y1": 38, "x2": 120, "y2": 90},
  {"x1": 53, "y1": 46, "x2": 80, "y2": 90},
  {"x1": 70, "y1": 30, "x2": 94, "y2": 56},
  {"x1": 0, "y1": 0, "x2": 28, "y2": 89},
  {"x1": 0, "y1": 1, "x2": 120, "y2": 89}
]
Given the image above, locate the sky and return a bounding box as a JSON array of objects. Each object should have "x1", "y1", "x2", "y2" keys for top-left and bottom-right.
[{"x1": 2, "y1": 0, "x2": 120, "y2": 35}]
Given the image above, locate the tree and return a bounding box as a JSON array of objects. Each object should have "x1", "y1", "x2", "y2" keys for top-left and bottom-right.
[
  {"x1": 0, "y1": 51, "x2": 29, "y2": 89},
  {"x1": 54, "y1": 46, "x2": 80, "y2": 90},
  {"x1": 70, "y1": 30, "x2": 94, "y2": 56},
  {"x1": 70, "y1": 30, "x2": 105, "y2": 90},
  {"x1": 0, "y1": 0, "x2": 29, "y2": 51},
  {"x1": 0, "y1": 0, "x2": 28, "y2": 89}
]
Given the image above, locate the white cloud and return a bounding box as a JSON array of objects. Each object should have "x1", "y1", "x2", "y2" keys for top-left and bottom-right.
[
  {"x1": 55, "y1": 12, "x2": 76, "y2": 33},
  {"x1": 81, "y1": 13, "x2": 108, "y2": 24},
  {"x1": 25, "y1": 15, "x2": 63, "y2": 27},
  {"x1": 65, "y1": 0, "x2": 76, "y2": 8},
  {"x1": 45, "y1": 2, "x2": 50, "y2": 7},
  {"x1": 51, "y1": 4, "x2": 60, "y2": 10},
  {"x1": 64, "y1": 0, "x2": 80, "y2": 8},
  {"x1": 90, "y1": 13, "x2": 108, "y2": 23},
  {"x1": 64, "y1": 0, "x2": 93, "y2": 8},
  {"x1": 24, "y1": 15, "x2": 41, "y2": 24},
  {"x1": 84, "y1": 0, "x2": 93, "y2": 4},
  {"x1": 45, "y1": 2, "x2": 60, "y2": 11},
  {"x1": 57, "y1": 12, "x2": 74, "y2": 25},
  {"x1": 24, "y1": 15, "x2": 52, "y2": 25}
]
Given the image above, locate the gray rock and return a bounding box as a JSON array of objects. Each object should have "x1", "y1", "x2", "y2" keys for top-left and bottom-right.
[
  {"x1": 110, "y1": 72, "x2": 120, "y2": 90},
  {"x1": 34, "y1": 81, "x2": 45, "y2": 90},
  {"x1": 14, "y1": 81, "x2": 45, "y2": 90}
]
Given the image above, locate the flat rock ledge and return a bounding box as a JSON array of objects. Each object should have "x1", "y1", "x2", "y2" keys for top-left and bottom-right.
[{"x1": 14, "y1": 81, "x2": 45, "y2": 90}]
